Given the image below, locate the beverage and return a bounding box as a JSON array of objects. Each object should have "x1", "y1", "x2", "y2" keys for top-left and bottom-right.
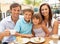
[
  {"x1": 51, "y1": 34, "x2": 59, "y2": 44},
  {"x1": 10, "y1": 30, "x2": 16, "y2": 35}
]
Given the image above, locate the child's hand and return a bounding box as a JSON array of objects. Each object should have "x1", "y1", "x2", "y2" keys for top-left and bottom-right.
[{"x1": 26, "y1": 34, "x2": 34, "y2": 38}]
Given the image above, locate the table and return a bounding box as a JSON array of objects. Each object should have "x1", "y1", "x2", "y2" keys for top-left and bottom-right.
[
  {"x1": 43, "y1": 37, "x2": 51, "y2": 44},
  {"x1": 9, "y1": 37, "x2": 59, "y2": 44}
]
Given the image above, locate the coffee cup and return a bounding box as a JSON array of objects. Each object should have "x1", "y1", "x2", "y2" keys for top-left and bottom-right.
[{"x1": 10, "y1": 30, "x2": 16, "y2": 35}]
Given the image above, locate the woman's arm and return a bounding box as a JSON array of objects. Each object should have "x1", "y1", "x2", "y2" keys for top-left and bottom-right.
[
  {"x1": 42, "y1": 24, "x2": 50, "y2": 37},
  {"x1": 52, "y1": 21, "x2": 58, "y2": 34}
]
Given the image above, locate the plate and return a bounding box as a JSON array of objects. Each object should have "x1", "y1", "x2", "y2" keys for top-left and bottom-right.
[
  {"x1": 22, "y1": 38, "x2": 30, "y2": 43},
  {"x1": 30, "y1": 37, "x2": 45, "y2": 43},
  {"x1": 16, "y1": 37, "x2": 30, "y2": 43}
]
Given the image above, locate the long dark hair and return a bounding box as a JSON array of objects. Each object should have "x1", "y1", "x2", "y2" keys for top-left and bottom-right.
[{"x1": 39, "y1": 3, "x2": 52, "y2": 27}]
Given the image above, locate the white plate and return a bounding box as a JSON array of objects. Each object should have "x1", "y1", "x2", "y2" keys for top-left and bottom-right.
[
  {"x1": 16, "y1": 37, "x2": 30, "y2": 44},
  {"x1": 16, "y1": 38, "x2": 30, "y2": 43},
  {"x1": 30, "y1": 37, "x2": 45, "y2": 43},
  {"x1": 22, "y1": 38, "x2": 30, "y2": 43}
]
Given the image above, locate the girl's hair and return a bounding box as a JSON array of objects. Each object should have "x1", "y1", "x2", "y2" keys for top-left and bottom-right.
[
  {"x1": 39, "y1": 3, "x2": 52, "y2": 27},
  {"x1": 32, "y1": 13, "x2": 42, "y2": 24}
]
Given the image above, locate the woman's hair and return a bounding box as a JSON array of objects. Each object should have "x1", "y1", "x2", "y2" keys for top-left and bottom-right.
[
  {"x1": 32, "y1": 13, "x2": 42, "y2": 24},
  {"x1": 39, "y1": 3, "x2": 52, "y2": 27}
]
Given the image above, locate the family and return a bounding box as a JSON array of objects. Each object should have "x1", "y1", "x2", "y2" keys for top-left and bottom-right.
[{"x1": 0, "y1": 3, "x2": 58, "y2": 44}]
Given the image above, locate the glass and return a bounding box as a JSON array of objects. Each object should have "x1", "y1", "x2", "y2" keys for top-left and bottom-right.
[
  {"x1": 51, "y1": 34, "x2": 59, "y2": 44},
  {"x1": 9, "y1": 29, "x2": 16, "y2": 35}
]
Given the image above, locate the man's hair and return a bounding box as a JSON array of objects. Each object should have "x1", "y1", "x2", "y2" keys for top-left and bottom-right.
[
  {"x1": 10, "y1": 3, "x2": 21, "y2": 10},
  {"x1": 23, "y1": 9, "x2": 34, "y2": 15}
]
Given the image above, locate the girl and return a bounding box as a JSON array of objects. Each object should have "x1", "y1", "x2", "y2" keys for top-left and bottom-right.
[{"x1": 32, "y1": 14, "x2": 50, "y2": 37}]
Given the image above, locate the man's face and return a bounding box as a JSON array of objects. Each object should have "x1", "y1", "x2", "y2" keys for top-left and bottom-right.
[{"x1": 10, "y1": 6, "x2": 21, "y2": 18}]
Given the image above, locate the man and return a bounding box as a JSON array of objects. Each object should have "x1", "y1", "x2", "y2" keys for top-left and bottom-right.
[{"x1": 0, "y1": 3, "x2": 22, "y2": 43}]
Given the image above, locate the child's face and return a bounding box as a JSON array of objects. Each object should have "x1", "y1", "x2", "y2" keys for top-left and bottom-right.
[
  {"x1": 24, "y1": 11, "x2": 32, "y2": 22},
  {"x1": 32, "y1": 18, "x2": 40, "y2": 25}
]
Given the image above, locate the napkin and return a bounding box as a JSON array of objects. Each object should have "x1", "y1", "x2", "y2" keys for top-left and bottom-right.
[
  {"x1": 49, "y1": 40, "x2": 54, "y2": 44},
  {"x1": 49, "y1": 40, "x2": 60, "y2": 44}
]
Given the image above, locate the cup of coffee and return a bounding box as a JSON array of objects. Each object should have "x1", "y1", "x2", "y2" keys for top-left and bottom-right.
[{"x1": 10, "y1": 30, "x2": 16, "y2": 35}]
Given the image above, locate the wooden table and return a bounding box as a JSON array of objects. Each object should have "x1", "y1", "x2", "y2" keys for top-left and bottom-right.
[
  {"x1": 43, "y1": 37, "x2": 51, "y2": 44},
  {"x1": 27, "y1": 37, "x2": 59, "y2": 44},
  {"x1": 9, "y1": 37, "x2": 59, "y2": 44}
]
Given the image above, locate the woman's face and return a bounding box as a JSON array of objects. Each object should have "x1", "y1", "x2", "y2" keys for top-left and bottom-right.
[
  {"x1": 41, "y1": 5, "x2": 49, "y2": 17},
  {"x1": 32, "y1": 18, "x2": 40, "y2": 25}
]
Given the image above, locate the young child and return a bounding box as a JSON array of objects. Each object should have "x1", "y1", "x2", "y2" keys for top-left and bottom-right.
[
  {"x1": 14, "y1": 9, "x2": 34, "y2": 38},
  {"x1": 32, "y1": 14, "x2": 50, "y2": 37}
]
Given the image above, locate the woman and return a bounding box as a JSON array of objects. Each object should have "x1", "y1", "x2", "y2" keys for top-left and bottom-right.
[{"x1": 39, "y1": 3, "x2": 58, "y2": 35}]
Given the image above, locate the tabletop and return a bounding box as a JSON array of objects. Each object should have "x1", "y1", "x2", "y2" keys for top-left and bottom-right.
[{"x1": 9, "y1": 36, "x2": 60, "y2": 44}]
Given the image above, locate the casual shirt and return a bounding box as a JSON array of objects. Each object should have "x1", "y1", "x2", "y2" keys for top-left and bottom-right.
[
  {"x1": 0, "y1": 15, "x2": 23, "y2": 42},
  {"x1": 14, "y1": 17, "x2": 32, "y2": 34}
]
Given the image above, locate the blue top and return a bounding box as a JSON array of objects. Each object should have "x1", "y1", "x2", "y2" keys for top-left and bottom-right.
[{"x1": 14, "y1": 17, "x2": 32, "y2": 34}]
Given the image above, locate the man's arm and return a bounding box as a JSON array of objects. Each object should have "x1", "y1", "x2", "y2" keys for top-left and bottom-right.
[
  {"x1": 0, "y1": 19, "x2": 10, "y2": 41},
  {"x1": 0, "y1": 29, "x2": 10, "y2": 41},
  {"x1": 0, "y1": 32, "x2": 5, "y2": 41}
]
